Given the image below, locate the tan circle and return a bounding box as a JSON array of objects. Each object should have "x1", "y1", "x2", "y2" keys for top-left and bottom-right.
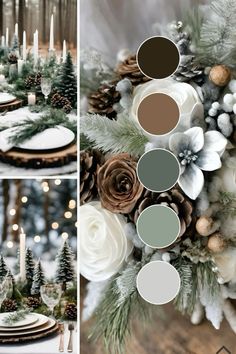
[
  {"x1": 137, "y1": 93, "x2": 180, "y2": 135},
  {"x1": 137, "y1": 36, "x2": 180, "y2": 79}
]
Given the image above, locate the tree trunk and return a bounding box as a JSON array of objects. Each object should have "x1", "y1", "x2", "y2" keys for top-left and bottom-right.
[
  {"x1": 42, "y1": 0, "x2": 47, "y2": 44},
  {"x1": 12, "y1": 180, "x2": 22, "y2": 242},
  {"x1": 44, "y1": 180, "x2": 50, "y2": 250},
  {"x1": 13, "y1": 0, "x2": 16, "y2": 25},
  {"x1": 0, "y1": 0, "x2": 3, "y2": 36},
  {"x1": 2, "y1": 180, "x2": 9, "y2": 243},
  {"x1": 18, "y1": 0, "x2": 25, "y2": 43}
]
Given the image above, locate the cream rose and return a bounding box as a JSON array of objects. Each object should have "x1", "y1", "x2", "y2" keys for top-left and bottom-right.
[
  {"x1": 131, "y1": 78, "x2": 204, "y2": 145},
  {"x1": 80, "y1": 201, "x2": 133, "y2": 282}
]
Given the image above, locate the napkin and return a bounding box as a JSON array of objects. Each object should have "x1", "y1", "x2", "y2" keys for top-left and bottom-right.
[{"x1": 0, "y1": 127, "x2": 16, "y2": 152}]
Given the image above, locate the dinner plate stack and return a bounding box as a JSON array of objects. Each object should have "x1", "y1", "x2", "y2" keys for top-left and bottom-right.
[{"x1": 0, "y1": 312, "x2": 58, "y2": 343}]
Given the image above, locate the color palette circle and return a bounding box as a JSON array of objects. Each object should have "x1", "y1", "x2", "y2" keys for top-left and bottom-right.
[
  {"x1": 137, "y1": 36, "x2": 180, "y2": 79},
  {"x1": 136, "y1": 261, "x2": 181, "y2": 305},
  {"x1": 137, "y1": 149, "x2": 180, "y2": 192},
  {"x1": 137, "y1": 93, "x2": 180, "y2": 136},
  {"x1": 137, "y1": 205, "x2": 180, "y2": 249}
]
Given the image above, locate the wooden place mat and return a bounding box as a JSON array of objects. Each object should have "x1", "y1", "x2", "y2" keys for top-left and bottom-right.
[
  {"x1": 0, "y1": 99, "x2": 23, "y2": 112},
  {"x1": 0, "y1": 323, "x2": 59, "y2": 344},
  {"x1": 0, "y1": 143, "x2": 77, "y2": 169}
]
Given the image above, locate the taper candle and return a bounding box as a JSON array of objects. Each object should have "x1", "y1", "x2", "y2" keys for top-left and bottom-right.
[
  {"x1": 20, "y1": 228, "x2": 26, "y2": 282},
  {"x1": 49, "y1": 14, "x2": 54, "y2": 51}
]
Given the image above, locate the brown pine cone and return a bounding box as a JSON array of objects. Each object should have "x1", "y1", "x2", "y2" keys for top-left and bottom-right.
[
  {"x1": 88, "y1": 83, "x2": 120, "y2": 119},
  {"x1": 80, "y1": 149, "x2": 105, "y2": 204},
  {"x1": 25, "y1": 296, "x2": 41, "y2": 309},
  {"x1": 2, "y1": 299, "x2": 18, "y2": 312},
  {"x1": 128, "y1": 188, "x2": 193, "y2": 237},
  {"x1": 64, "y1": 302, "x2": 77, "y2": 320},
  {"x1": 116, "y1": 55, "x2": 151, "y2": 86},
  {"x1": 51, "y1": 92, "x2": 71, "y2": 111},
  {"x1": 8, "y1": 53, "x2": 18, "y2": 64}
]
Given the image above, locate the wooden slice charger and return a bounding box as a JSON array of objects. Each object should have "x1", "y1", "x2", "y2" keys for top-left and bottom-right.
[{"x1": 0, "y1": 99, "x2": 23, "y2": 113}]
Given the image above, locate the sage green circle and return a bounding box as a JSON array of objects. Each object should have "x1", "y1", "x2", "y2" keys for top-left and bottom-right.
[
  {"x1": 137, "y1": 205, "x2": 180, "y2": 248},
  {"x1": 136, "y1": 261, "x2": 181, "y2": 305},
  {"x1": 137, "y1": 149, "x2": 180, "y2": 192}
]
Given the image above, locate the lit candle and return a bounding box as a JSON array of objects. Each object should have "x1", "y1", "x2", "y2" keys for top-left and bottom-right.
[
  {"x1": 49, "y1": 14, "x2": 54, "y2": 51},
  {"x1": 62, "y1": 40, "x2": 66, "y2": 62},
  {"x1": 18, "y1": 59, "x2": 24, "y2": 74},
  {"x1": 20, "y1": 228, "x2": 26, "y2": 282},
  {"x1": 0, "y1": 74, "x2": 5, "y2": 84},
  {"x1": 22, "y1": 31, "x2": 27, "y2": 61},
  {"x1": 15, "y1": 23, "x2": 18, "y2": 38},
  {"x1": 6, "y1": 28, "x2": 9, "y2": 47},
  {"x1": 33, "y1": 30, "x2": 38, "y2": 65},
  {"x1": 28, "y1": 92, "x2": 36, "y2": 105}
]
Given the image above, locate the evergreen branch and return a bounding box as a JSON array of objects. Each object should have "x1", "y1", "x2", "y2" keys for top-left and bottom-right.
[
  {"x1": 218, "y1": 191, "x2": 236, "y2": 216},
  {"x1": 81, "y1": 113, "x2": 148, "y2": 157},
  {"x1": 183, "y1": 8, "x2": 203, "y2": 50},
  {"x1": 3, "y1": 309, "x2": 30, "y2": 325},
  {"x1": 80, "y1": 133, "x2": 93, "y2": 151}
]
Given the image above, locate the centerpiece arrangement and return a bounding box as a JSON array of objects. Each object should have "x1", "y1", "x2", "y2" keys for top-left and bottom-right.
[{"x1": 80, "y1": 0, "x2": 236, "y2": 352}]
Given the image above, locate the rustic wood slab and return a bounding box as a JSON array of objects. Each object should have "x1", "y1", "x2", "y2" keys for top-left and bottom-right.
[
  {"x1": 0, "y1": 99, "x2": 23, "y2": 113},
  {"x1": 0, "y1": 143, "x2": 77, "y2": 168}
]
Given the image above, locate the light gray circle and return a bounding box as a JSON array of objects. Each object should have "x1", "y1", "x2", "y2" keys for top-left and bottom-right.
[
  {"x1": 137, "y1": 205, "x2": 180, "y2": 249},
  {"x1": 136, "y1": 261, "x2": 181, "y2": 305}
]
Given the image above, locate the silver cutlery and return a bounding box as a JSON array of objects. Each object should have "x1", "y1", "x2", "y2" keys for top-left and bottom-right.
[
  {"x1": 67, "y1": 322, "x2": 74, "y2": 353},
  {"x1": 58, "y1": 322, "x2": 64, "y2": 353}
]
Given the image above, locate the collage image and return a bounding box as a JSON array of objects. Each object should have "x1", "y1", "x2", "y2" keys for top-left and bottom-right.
[{"x1": 0, "y1": 0, "x2": 236, "y2": 354}]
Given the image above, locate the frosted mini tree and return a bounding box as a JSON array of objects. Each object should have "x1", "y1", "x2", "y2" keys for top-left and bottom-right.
[
  {"x1": 0, "y1": 254, "x2": 8, "y2": 282},
  {"x1": 25, "y1": 248, "x2": 35, "y2": 294},
  {"x1": 31, "y1": 260, "x2": 45, "y2": 296},
  {"x1": 55, "y1": 241, "x2": 75, "y2": 291}
]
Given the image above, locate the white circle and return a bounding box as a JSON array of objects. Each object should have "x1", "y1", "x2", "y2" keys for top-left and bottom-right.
[{"x1": 136, "y1": 261, "x2": 181, "y2": 305}]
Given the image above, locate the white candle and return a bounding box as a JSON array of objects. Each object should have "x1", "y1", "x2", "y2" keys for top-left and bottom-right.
[
  {"x1": 62, "y1": 40, "x2": 66, "y2": 62},
  {"x1": 1, "y1": 36, "x2": 5, "y2": 47},
  {"x1": 20, "y1": 228, "x2": 26, "y2": 282},
  {"x1": 22, "y1": 31, "x2": 27, "y2": 61},
  {"x1": 6, "y1": 28, "x2": 9, "y2": 47},
  {"x1": 33, "y1": 30, "x2": 38, "y2": 65},
  {"x1": 0, "y1": 74, "x2": 5, "y2": 84},
  {"x1": 28, "y1": 92, "x2": 36, "y2": 105},
  {"x1": 15, "y1": 23, "x2": 18, "y2": 37},
  {"x1": 49, "y1": 14, "x2": 54, "y2": 50},
  {"x1": 18, "y1": 59, "x2": 24, "y2": 74}
]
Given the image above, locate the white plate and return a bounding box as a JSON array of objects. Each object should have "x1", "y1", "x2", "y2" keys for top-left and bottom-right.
[
  {"x1": 18, "y1": 126, "x2": 75, "y2": 151},
  {"x1": 0, "y1": 314, "x2": 48, "y2": 332},
  {"x1": 0, "y1": 317, "x2": 56, "y2": 336},
  {"x1": 0, "y1": 93, "x2": 16, "y2": 105},
  {"x1": 0, "y1": 313, "x2": 38, "y2": 328}
]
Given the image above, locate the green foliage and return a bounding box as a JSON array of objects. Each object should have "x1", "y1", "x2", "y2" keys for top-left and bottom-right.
[
  {"x1": 81, "y1": 113, "x2": 148, "y2": 158},
  {"x1": 0, "y1": 254, "x2": 8, "y2": 281},
  {"x1": 219, "y1": 190, "x2": 236, "y2": 216},
  {"x1": 3, "y1": 309, "x2": 30, "y2": 326},
  {"x1": 31, "y1": 260, "x2": 45, "y2": 296},
  {"x1": 55, "y1": 241, "x2": 75, "y2": 290},
  {"x1": 183, "y1": 8, "x2": 203, "y2": 50},
  {"x1": 80, "y1": 133, "x2": 92, "y2": 150}
]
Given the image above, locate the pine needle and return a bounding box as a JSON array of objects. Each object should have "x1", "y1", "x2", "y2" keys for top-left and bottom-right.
[{"x1": 80, "y1": 113, "x2": 148, "y2": 157}]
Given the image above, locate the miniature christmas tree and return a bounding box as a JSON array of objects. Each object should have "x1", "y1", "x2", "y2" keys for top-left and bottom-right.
[
  {"x1": 56, "y1": 52, "x2": 77, "y2": 108},
  {"x1": 11, "y1": 34, "x2": 19, "y2": 53},
  {"x1": 6, "y1": 269, "x2": 22, "y2": 302},
  {"x1": 25, "y1": 248, "x2": 35, "y2": 283},
  {"x1": 31, "y1": 260, "x2": 45, "y2": 296},
  {"x1": 55, "y1": 241, "x2": 75, "y2": 291},
  {"x1": 0, "y1": 254, "x2": 8, "y2": 282}
]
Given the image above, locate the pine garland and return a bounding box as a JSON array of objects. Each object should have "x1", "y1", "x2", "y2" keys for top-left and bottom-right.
[
  {"x1": 81, "y1": 113, "x2": 148, "y2": 157},
  {"x1": 219, "y1": 191, "x2": 236, "y2": 216}
]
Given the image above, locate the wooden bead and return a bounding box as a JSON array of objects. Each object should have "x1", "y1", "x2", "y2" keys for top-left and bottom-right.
[
  {"x1": 207, "y1": 233, "x2": 226, "y2": 253},
  {"x1": 209, "y1": 65, "x2": 231, "y2": 87},
  {"x1": 195, "y1": 216, "x2": 218, "y2": 236}
]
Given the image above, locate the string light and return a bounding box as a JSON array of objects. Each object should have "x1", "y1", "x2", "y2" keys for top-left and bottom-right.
[
  {"x1": 7, "y1": 241, "x2": 13, "y2": 248},
  {"x1": 9, "y1": 209, "x2": 16, "y2": 216},
  {"x1": 61, "y1": 232, "x2": 68, "y2": 240},
  {"x1": 12, "y1": 224, "x2": 19, "y2": 231},
  {"x1": 21, "y1": 196, "x2": 28, "y2": 203},
  {"x1": 34, "y1": 235, "x2": 41, "y2": 243},
  {"x1": 55, "y1": 179, "x2": 61, "y2": 186},
  {"x1": 69, "y1": 200, "x2": 76, "y2": 209},
  {"x1": 75, "y1": 221, "x2": 78, "y2": 228},
  {"x1": 64, "y1": 211, "x2": 72, "y2": 219},
  {"x1": 43, "y1": 186, "x2": 49, "y2": 193},
  {"x1": 52, "y1": 222, "x2": 59, "y2": 230}
]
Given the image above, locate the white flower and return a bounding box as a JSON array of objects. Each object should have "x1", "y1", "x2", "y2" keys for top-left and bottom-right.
[
  {"x1": 131, "y1": 78, "x2": 204, "y2": 145},
  {"x1": 169, "y1": 127, "x2": 227, "y2": 200},
  {"x1": 80, "y1": 201, "x2": 133, "y2": 282}
]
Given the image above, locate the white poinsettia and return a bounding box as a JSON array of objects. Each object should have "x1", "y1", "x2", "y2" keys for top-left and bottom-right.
[
  {"x1": 80, "y1": 201, "x2": 133, "y2": 282},
  {"x1": 169, "y1": 127, "x2": 227, "y2": 200}
]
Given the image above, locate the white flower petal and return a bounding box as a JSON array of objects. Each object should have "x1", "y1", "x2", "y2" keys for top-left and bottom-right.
[
  {"x1": 196, "y1": 151, "x2": 222, "y2": 171},
  {"x1": 184, "y1": 127, "x2": 204, "y2": 153},
  {"x1": 178, "y1": 163, "x2": 204, "y2": 200},
  {"x1": 204, "y1": 131, "x2": 227, "y2": 154},
  {"x1": 169, "y1": 133, "x2": 190, "y2": 156}
]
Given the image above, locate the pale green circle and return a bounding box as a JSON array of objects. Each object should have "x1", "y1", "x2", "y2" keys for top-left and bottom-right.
[
  {"x1": 136, "y1": 261, "x2": 181, "y2": 305},
  {"x1": 137, "y1": 205, "x2": 180, "y2": 248},
  {"x1": 137, "y1": 149, "x2": 180, "y2": 192}
]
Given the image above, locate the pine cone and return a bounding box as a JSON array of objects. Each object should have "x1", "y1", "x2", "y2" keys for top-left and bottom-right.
[
  {"x1": 8, "y1": 53, "x2": 18, "y2": 64},
  {"x1": 116, "y1": 55, "x2": 150, "y2": 86},
  {"x1": 128, "y1": 188, "x2": 193, "y2": 237},
  {"x1": 80, "y1": 149, "x2": 105, "y2": 204},
  {"x1": 64, "y1": 302, "x2": 77, "y2": 320},
  {"x1": 2, "y1": 299, "x2": 18, "y2": 312},
  {"x1": 34, "y1": 72, "x2": 42, "y2": 86},
  {"x1": 51, "y1": 92, "x2": 71, "y2": 111},
  {"x1": 25, "y1": 296, "x2": 41, "y2": 309},
  {"x1": 88, "y1": 83, "x2": 120, "y2": 120},
  {"x1": 25, "y1": 72, "x2": 42, "y2": 89},
  {"x1": 63, "y1": 103, "x2": 72, "y2": 114}
]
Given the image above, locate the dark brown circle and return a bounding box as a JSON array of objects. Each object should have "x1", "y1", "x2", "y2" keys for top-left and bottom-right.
[
  {"x1": 137, "y1": 93, "x2": 180, "y2": 135},
  {"x1": 137, "y1": 36, "x2": 180, "y2": 79}
]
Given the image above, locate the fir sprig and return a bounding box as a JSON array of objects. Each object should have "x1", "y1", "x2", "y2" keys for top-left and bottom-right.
[
  {"x1": 219, "y1": 191, "x2": 236, "y2": 216},
  {"x1": 81, "y1": 113, "x2": 148, "y2": 157},
  {"x1": 3, "y1": 309, "x2": 30, "y2": 325}
]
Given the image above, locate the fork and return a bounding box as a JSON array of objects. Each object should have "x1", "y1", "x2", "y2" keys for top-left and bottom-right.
[
  {"x1": 58, "y1": 322, "x2": 64, "y2": 352},
  {"x1": 67, "y1": 322, "x2": 74, "y2": 353}
]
